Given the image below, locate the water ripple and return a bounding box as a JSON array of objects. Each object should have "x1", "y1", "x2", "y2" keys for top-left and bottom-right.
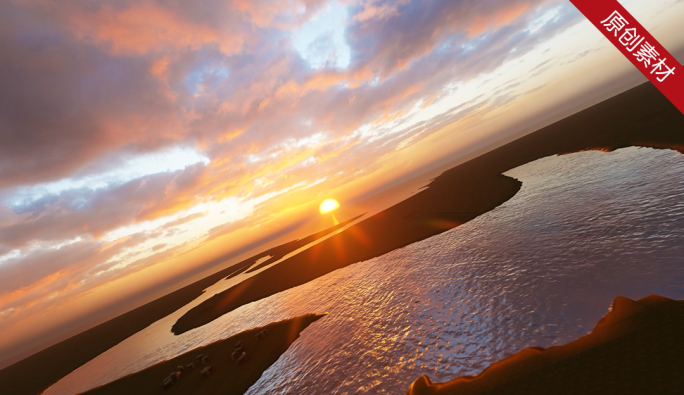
[{"x1": 46, "y1": 147, "x2": 684, "y2": 395}]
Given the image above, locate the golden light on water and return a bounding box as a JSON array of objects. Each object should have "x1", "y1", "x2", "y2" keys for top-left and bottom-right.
[{"x1": 319, "y1": 199, "x2": 340, "y2": 214}]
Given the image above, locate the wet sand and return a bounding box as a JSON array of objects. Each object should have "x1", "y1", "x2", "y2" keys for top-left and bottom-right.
[
  {"x1": 406, "y1": 295, "x2": 684, "y2": 395},
  {"x1": 1, "y1": 81, "x2": 683, "y2": 395},
  {"x1": 81, "y1": 313, "x2": 325, "y2": 395}
]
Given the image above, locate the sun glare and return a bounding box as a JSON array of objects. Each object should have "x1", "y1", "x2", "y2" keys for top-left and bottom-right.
[{"x1": 319, "y1": 198, "x2": 340, "y2": 214}]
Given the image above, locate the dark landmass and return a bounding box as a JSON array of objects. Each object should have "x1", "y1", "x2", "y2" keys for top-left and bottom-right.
[
  {"x1": 81, "y1": 313, "x2": 325, "y2": 395},
  {"x1": 172, "y1": 81, "x2": 684, "y2": 335},
  {"x1": 228, "y1": 214, "x2": 363, "y2": 278},
  {"x1": 0, "y1": 220, "x2": 356, "y2": 395},
  {"x1": 406, "y1": 295, "x2": 684, "y2": 395},
  {"x1": 2, "y1": 81, "x2": 683, "y2": 395}
]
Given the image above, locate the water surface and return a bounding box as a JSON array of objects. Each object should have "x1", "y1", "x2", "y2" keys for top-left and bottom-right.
[{"x1": 46, "y1": 147, "x2": 684, "y2": 394}]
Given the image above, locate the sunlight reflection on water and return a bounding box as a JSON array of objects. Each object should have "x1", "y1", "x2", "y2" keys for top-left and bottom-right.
[{"x1": 45, "y1": 147, "x2": 684, "y2": 395}]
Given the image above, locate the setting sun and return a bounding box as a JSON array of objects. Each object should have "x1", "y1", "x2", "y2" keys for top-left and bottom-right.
[
  {"x1": 5, "y1": 1, "x2": 684, "y2": 393},
  {"x1": 319, "y1": 198, "x2": 340, "y2": 214}
]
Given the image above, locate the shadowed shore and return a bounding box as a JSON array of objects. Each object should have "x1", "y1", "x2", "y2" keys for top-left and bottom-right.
[
  {"x1": 81, "y1": 313, "x2": 325, "y2": 395},
  {"x1": 406, "y1": 295, "x2": 684, "y2": 395},
  {"x1": 171, "y1": 81, "x2": 684, "y2": 335},
  {"x1": 1, "y1": 81, "x2": 683, "y2": 395},
  {"x1": 225, "y1": 214, "x2": 363, "y2": 279}
]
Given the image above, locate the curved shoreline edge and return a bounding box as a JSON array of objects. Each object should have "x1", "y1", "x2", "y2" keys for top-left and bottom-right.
[
  {"x1": 80, "y1": 313, "x2": 326, "y2": 395},
  {"x1": 1, "y1": 81, "x2": 682, "y2": 395},
  {"x1": 406, "y1": 295, "x2": 684, "y2": 395},
  {"x1": 171, "y1": 80, "x2": 684, "y2": 335}
]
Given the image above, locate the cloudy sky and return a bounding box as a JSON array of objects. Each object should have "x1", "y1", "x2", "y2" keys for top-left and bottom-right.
[{"x1": 1, "y1": 0, "x2": 683, "y2": 367}]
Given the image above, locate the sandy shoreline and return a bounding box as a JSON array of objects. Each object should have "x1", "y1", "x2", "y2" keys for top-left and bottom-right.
[
  {"x1": 1, "y1": 80, "x2": 683, "y2": 395},
  {"x1": 406, "y1": 296, "x2": 684, "y2": 394}
]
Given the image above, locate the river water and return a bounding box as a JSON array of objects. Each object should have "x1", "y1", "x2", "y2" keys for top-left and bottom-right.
[{"x1": 45, "y1": 147, "x2": 684, "y2": 394}]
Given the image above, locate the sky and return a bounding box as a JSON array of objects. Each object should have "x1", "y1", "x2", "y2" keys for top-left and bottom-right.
[{"x1": 1, "y1": 0, "x2": 684, "y2": 368}]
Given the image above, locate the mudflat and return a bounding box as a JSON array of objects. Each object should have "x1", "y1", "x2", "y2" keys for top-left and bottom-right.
[
  {"x1": 1, "y1": 81, "x2": 683, "y2": 395},
  {"x1": 406, "y1": 295, "x2": 684, "y2": 395}
]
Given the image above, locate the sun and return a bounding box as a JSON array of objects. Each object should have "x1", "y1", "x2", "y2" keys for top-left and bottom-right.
[{"x1": 319, "y1": 198, "x2": 340, "y2": 214}]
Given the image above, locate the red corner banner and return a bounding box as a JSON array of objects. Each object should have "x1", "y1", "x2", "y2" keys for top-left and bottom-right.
[{"x1": 570, "y1": 0, "x2": 684, "y2": 115}]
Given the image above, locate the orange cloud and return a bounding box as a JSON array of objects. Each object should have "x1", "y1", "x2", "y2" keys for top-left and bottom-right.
[
  {"x1": 69, "y1": 3, "x2": 244, "y2": 55},
  {"x1": 420, "y1": 93, "x2": 440, "y2": 109},
  {"x1": 467, "y1": 2, "x2": 532, "y2": 37},
  {"x1": 353, "y1": 0, "x2": 411, "y2": 23},
  {"x1": 372, "y1": 107, "x2": 413, "y2": 127},
  {"x1": 0, "y1": 0, "x2": 588, "y2": 366}
]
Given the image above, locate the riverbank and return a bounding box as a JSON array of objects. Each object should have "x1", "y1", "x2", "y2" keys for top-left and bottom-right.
[
  {"x1": 406, "y1": 295, "x2": 684, "y2": 394},
  {"x1": 81, "y1": 313, "x2": 325, "y2": 395},
  {"x1": 172, "y1": 81, "x2": 684, "y2": 335},
  {"x1": 1, "y1": 80, "x2": 683, "y2": 395}
]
